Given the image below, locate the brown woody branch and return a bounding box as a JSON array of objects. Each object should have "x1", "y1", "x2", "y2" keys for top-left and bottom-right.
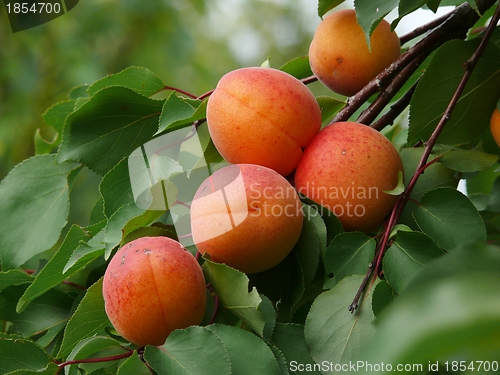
[
  {"x1": 332, "y1": 0, "x2": 496, "y2": 127},
  {"x1": 349, "y1": 0, "x2": 500, "y2": 313}
]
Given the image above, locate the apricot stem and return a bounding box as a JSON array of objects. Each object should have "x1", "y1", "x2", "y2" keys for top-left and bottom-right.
[
  {"x1": 210, "y1": 294, "x2": 220, "y2": 324},
  {"x1": 162, "y1": 85, "x2": 199, "y2": 99},
  {"x1": 56, "y1": 350, "x2": 134, "y2": 373},
  {"x1": 197, "y1": 89, "x2": 214, "y2": 100},
  {"x1": 349, "y1": 1, "x2": 500, "y2": 312},
  {"x1": 23, "y1": 269, "x2": 87, "y2": 291}
]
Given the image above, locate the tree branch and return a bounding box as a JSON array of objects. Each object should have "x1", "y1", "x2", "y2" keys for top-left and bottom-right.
[
  {"x1": 332, "y1": 0, "x2": 495, "y2": 126},
  {"x1": 357, "y1": 52, "x2": 426, "y2": 126},
  {"x1": 370, "y1": 80, "x2": 418, "y2": 131},
  {"x1": 349, "y1": 0, "x2": 500, "y2": 313}
]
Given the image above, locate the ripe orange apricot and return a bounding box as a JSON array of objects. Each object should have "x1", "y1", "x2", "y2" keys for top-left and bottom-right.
[
  {"x1": 309, "y1": 9, "x2": 401, "y2": 97},
  {"x1": 295, "y1": 122, "x2": 403, "y2": 232},
  {"x1": 490, "y1": 107, "x2": 500, "y2": 147},
  {"x1": 206, "y1": 67, "x2": 322, "y2": 177},
  {"x1": 102, "y1": 236, "x2": 206, "y2": 346},
  {"x1": 190, "y1": 164, "x2": 303, "y2": 274}
]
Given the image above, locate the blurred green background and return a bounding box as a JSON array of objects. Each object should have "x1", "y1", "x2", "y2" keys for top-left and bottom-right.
[{"x1": 0, "y1": 0, "x2": 321, "y2": 181}]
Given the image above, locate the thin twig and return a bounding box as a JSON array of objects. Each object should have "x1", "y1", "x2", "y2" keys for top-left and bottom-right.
[
  {"x1": 56, "y1": 350, "x2": 134, "y2": 373},
  {"x1": 399, "y1": 7, "x2": 456, "y2": 46}
]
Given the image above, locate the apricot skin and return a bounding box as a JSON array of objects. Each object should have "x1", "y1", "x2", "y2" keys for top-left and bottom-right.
[
  {"x1": 309, "y1": 9, "x2": 401, "y2": 97},
  {"x1": 490, "y1": 107, "x2": 500, "y2": 147},
  {"x1": 190, "y1": 164, "x2": 303, "y2": 274},
  {"x1": 295, "y1": 122, "x2": 404, "y2": 232},
  {"x1": 206, "y1": 67, "x2": 322, "y2": 177},
  {"x1": 102, "y1": 236, "x2": 206, "y2": 347}
]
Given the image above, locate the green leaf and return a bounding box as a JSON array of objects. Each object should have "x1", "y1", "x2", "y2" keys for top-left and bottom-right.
[
  {"x1": 16, "y1": 225, "x2": 93, "y2": 313},
  {"x1": 301, "y1": 198, "x2": 344, "y2": 247},
  {"x1": 436, "y1": 146, "x2": 499, "y2": 173},
  {"x1": 57, "y1": 278, "x2": 110, "y2": 358},
  {"x1": 64, "y1": 203, "x2": 162, "y2": 270},
  {"x1": 399, "y1": 148, "x2": 458, "y2": 228},
  {"x1": 102, "y1": 203, "x2": 163, "y2": 259},
  {"x1": 202, "y1": 259, "x2": 269, "y2": 337},
  {"x1": 413, "y1": 187, "x2": 487, "y2": 250},
  {"x1": 68, "y1": 84, "x2": 90, "y2": 100},
  {"x1": 318, "y1": 0, "x2": 345, "y2": 17},
  {"x1": 206, "y1": 324, "x2": 282, "y2": 375},
  {"x1": 383, "y1": 231, "x2": 444, "y2": 293},
  {"x1": 0, "y1": 285, "x2": 73, "y2": 338},
  {"x1": 4, "y1": 363, "x2": 60, "y2": 375},
  {"x1": 42, "y1": 100, "x2": 76, "y2": 134},
  {"x1": 291, "y1": 205, "x2": 324, "y2": 292},
  {"x1": 64, "y1": 336, "x2": 128, "y2": 375},
  {"x1": 316, "y1": 96, "x2": 345, "y2": 125},
  {"x1": 371, "y1": 280, "x2": 395, "y2": 317},
  {"x1": 305, "y1": 275, "x2": 376, "y2": 373},
  {"x1": 100, "y1": 158, "x2": 135, "y2": 218},
  {"x1": 63, "y1": 229, "x2": 106, "y2": 273},
  {"x1": 156, "y1": 92, "x2": 206, "y2": 135},
  {"x1": 144, "y1": 326, "x2": 231, "y2": 375},
  {"x1": 354, "y1": 0, "x2": 399, "y2": 47},
  {"x1": 35, "y1": 321, "x2": 66, "y2": 349},
  {"x1": 356, "y1": 243, "x2": 500, "y2": 369},
  {"x1": 261, "y1": 57, "x2": 272, "y2": 68},
  {"x1": 384, "y1": 170, "x2": 405, "y2": 195},
  {"x1": 117, "y1": 352, "x2": 151, "y2": 375},
  {"x1": 88, "y1": 66, "x2": 165, "y2": 98},
  {"x1": 272, "y1": 323, "x2": 320, "y2": 374},
  {"x1": 0, "y1": 338, "x2": 51, "y2": 374},
  {"x1": 466, "y1": 164, "x2": 500, "y2": 211},
  {"x1": 34, "y1": 128, "x2": 58, "y2": 155},
  {"x1": 265, "y1": 344, "x2": 289, "y2": 375},
  {"x1": 408, "y1": 39, "x2": 500, "y2": 146},
  {"x1": 398, "y1": 0, "x2": 426, "y2": 21},
  {"x1": 279, "y1": 56, "x2": 313, "y2": 80},
  {"x1": 57, "y1": 86, "x2": 163, "y2": 175},
  {"x1": 0, "y1": 270, "x2": 32, "y2": 293},
  {"x1": 0, "y1": 154, "x2": 81, "y2": 270},
  {"x1": 324, "y1": 232, "x2": 376, "y2": 289},
  {"x1": 400, "y1": 148, "x2": 458, "y2": 202}
]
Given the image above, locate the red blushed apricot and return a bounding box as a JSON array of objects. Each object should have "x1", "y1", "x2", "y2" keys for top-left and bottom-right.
[
  {"x1": 309, "y1": 9, "x2": 401, "y2": 97},
  {"x1": 206, "y1": 67, "x2": 322, "y2": 177},
  {"x1": 190, "y1": 164, "x2": 303, "y2": 274},
  {"x1": 295, "y1": 122, "x2": 403, "y2": 232},
  {"x1": 102, "y1": 236, "x2": 206, "y2": 346}
]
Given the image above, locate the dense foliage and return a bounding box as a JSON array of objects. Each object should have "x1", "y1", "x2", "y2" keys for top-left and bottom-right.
[{"x1": 1, "y1": 0, "x2": 500, "y2": 374}]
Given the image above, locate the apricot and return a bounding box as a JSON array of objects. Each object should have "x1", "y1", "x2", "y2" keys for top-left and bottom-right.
[
  {"x1": 102, "y1": 236, "x2": 206, "y2": 346},
  {"x1": 206, "y1": 67, "x2": 322, "y2": 177},
  {"x1": 309, "y1": 9, "x2": 401, "y2": 97},
  {"x1": 295, "y1": 122, "x2": 403, "y2": 232},
  {"x1": 190, "y1": 164, "x2": 303, "y2": 274},
  {"x1": 490, "y1": 107, "x2": 500, "y2": 147}
]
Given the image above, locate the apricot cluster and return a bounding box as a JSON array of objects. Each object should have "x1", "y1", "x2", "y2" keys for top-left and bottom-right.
[{"x1": 103, "y1": 9, "x2": 406, "y2": 346}]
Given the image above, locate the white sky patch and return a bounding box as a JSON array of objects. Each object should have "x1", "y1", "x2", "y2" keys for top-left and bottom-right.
[{"x1": 205, "y1": 0, "x2": 457, "y2": 67}]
